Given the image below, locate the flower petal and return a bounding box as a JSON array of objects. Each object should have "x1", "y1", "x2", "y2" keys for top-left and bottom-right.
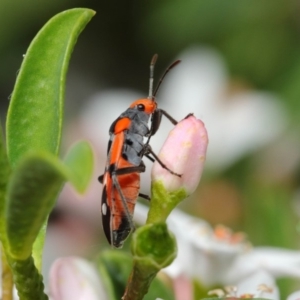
[
  {"x1": 49, "y1": 257, "x2": 107, "y2": 300},
  {"x1": 236, "y1": 270, "x2": 279, "y2": 299},
  {"x1": 287, "y1": 290, "x2": 300, "y2": 300}
]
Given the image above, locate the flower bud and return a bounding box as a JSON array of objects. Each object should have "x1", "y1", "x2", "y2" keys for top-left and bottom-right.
[
  {"x1": 49, "y1": 257, "x2": 107, "y2": 300},
  {"x1": 123, "y1": 223, "x2": 177, "y2": 299},
  {"x1": 131, "y1": 223, "x2": 177, "y2": 271},
  {"x1": 151, "y1": 115, "x2": 208, "y2": 195},
  {"x1": 147, "y1": 115, "x2": 208, "y2": 224}
]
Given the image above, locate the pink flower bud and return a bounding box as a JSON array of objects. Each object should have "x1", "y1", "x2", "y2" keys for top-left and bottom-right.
[
  {"x1": 49, "y1": 257, "x2": 107, "y2": 300},
  {"x1": 151, "y1": 115, "x2": 208, "y2": 195}
]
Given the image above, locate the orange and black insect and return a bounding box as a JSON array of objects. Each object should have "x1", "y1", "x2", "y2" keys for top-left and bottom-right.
[{"x1": 99, "y1": 55, "x2": 181, "y2": 248}]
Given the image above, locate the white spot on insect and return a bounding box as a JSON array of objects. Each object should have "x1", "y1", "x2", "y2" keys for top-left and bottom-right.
[{"x1": 102, "y1": 203, "x2": 107, "y2": 215}]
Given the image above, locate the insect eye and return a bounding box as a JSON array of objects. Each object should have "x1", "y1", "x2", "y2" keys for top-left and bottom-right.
[{"x1": 137, "y1": 104, "x2": 145, "y2": 111}]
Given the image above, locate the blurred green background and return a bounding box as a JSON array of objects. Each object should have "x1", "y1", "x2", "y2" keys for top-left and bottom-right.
[
  {"x1": 2, "y1": 0, "x2": 300, "y2": 297},
  {"x1": 2, "y1": 0, "x2": 300, "y2": 121}
]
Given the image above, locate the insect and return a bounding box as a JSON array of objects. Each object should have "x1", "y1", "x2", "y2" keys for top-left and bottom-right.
[{"x1": 99, "y1": 54, "x2": 181, "y2": 248}]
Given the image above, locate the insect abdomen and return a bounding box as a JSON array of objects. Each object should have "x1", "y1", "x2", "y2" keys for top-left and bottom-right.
[{"x1": 112, "y1": 171, "x2": 140, "y2": 247}]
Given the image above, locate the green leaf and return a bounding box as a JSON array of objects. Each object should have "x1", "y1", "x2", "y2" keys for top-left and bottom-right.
[
  {"x1": 0, "y1": 122, "x2": 13, "y2": 298},
  {"x1": 0, "y1": 122, "x2": 10, "y2": 247},
  {"x1": 6, "y1": 8, "x2": 95, "y2": 167},
  {"x1": 6, "y1": 152, "x2": 65, "y2": 260},
  {"x1": 32, "y1": 222, "x2": 48, "y2": 271},
  {"x1": 6, "y1": 141, "x2": 94, "y2": 260},
  {"x1": 96, "y1": 251, "x2": 132, "y2": 300},
  {"x1": 63, "y1": 140, "x2": 94, "y2": 193},
  {"x1": 32, "y1": 140, "x2": 94, "y2": 268}
]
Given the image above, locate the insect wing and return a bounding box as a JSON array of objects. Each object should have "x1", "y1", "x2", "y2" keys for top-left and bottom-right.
[
  {"x1": 101, "y1": 172, "x2": 113, "y2": 245},
  {"x1": 101, "y1": 172, "x2": 136, "y2": 248},
  {"x1": 101, "y1": 132, "x2": 136, "y2": 248}
]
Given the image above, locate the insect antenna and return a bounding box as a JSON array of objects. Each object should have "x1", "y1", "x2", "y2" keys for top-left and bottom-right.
[
  {"x1": 153, "y1": 58, "x2": 181, "y2": 97},
  {"x1": 148, "y1": 54, "x2": 158, "y2": 100}
]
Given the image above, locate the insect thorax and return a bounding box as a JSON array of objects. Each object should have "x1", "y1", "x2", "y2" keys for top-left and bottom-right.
[{"x1": 125, "y1": 108, "x2": 151, "y2": 136}]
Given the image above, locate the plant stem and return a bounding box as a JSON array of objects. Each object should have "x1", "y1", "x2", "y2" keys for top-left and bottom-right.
[
  {"x1": 146, "y1": 181, "x2": 187, "y2": 224},
  {"x1": 122, "y1": 223, "x2": 176, "y2": 300},
  {"x1": 122, "y1": 261, "x2": 157, "y2": 300},
  {"x1": 2, "y1": 248, "x2": 13, "y2": 300},
  {"x1": 8, "y1": 255, "x2": 48, "y2": 300}
]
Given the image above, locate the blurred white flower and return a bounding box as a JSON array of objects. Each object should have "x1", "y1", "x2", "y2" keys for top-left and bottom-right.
[
  {"x1": 234, "y1": 270, "x2": 279, "y2": 299},
  {"x1": 48, "y1": 257, "x2": 108, "y2": 300},
  {"x1": 134, "y1": 203, "x2": 248, "y2": 286},
  {"x1": 157, "y1": 46, "x2": 287, "y2": 172},
  {"x1": 228, "y1": 247, "x2": 300, "y2": 281},
  {"x1": 134, "y1": 203, "x2": 300, "y2": 299},
  {"x1": 78, "y1": 89, "x2": 143, "y2": 156},
  {"x1": 209, "y1": 270, "x2": 279, "y2": 299},
  {"x1": 287, "y1": 290, "x2": 300, "y2": 300},
  {"x1": 44, "y1": 46, "x2": 289, "y2": 297},
  {"x1": 71, "y1": 46, "x2": 287, "y2": 192}
]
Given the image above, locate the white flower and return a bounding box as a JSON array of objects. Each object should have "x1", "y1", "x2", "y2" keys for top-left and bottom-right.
[
  {"x1": 227, "y1": 247, "x2": 300, "y2": 282},
  {"x1": 234, "y1": 270, "x2": 279, "y2": 299},
  {"x1": 70, "y1": 46, "x2": 287, "y2": 202},
  {"x1": 209, "y1": 270, "x2": 279, "y2": 299},
  {"x1": 134, "y1": 203, "x2": 300, "y2": 299},
  {"x1": 156, "y1": 46, "x2": 287, "y2": 172},
  {"x1": 287, "y1": 290, "x2": 300, "y2": 300},
  {"x1": 48, "y1": 257, "x2": 108, "y2": 300}
]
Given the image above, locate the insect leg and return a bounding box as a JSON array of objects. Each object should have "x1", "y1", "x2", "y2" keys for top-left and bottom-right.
[
  {"x1": 144, "y1": 145, "x2": 181, "y2": 177},
  {"x1": 144, "y1": 154, "x2": 155, "y2": 163},
  {"x1": 99, "y1": 163, "x2": 146, "y2": 184},
  {"x1": 138, "y1": 193, "x2": 151, "y2": 201},
  {"x1": 159, "y1": 108, "x2": 178, "y2": 125},
  {"x1": 114, "y1": 164, "x2": 146, "y2": 176},
  {"x1": 184, "y1": 112, "x2": 194, "y2": 119},
  {"x1": 115, "y1": 165, "x2": 151, "y2": 201},
  {"x1": 98, "y1": 174, "x2": 104, "y2": 183},
  {"x1": 148, "y1": 108, "x2": 178, "y2": 138},
  {"x1": 151, "y1": 110, "x2": 192, "y2": 136},
  {"x1": 146, "y1": 108, "x2": 179, "y2": 147}
]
